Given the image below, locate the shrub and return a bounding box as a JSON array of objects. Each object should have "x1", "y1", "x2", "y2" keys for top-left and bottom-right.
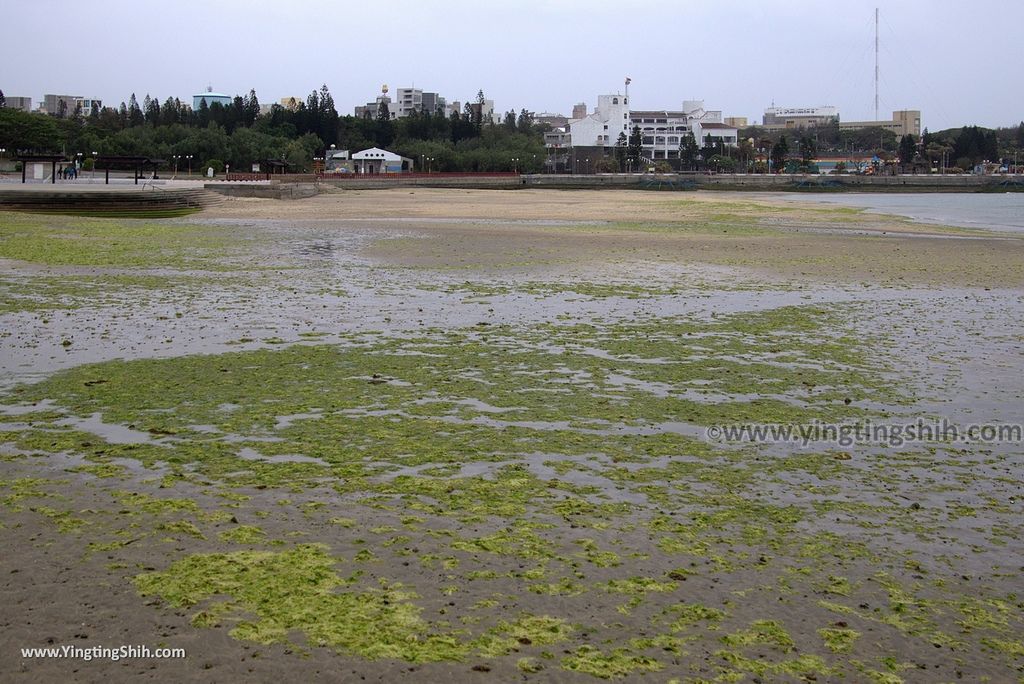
[{"x1": 204, "y1": 158, "x2": 225, "y2": 174}]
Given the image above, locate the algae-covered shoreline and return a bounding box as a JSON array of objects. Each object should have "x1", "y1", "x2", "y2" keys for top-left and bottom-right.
[{"x1": 1, "y1": 190, "x2": 1022, "y2": 682}]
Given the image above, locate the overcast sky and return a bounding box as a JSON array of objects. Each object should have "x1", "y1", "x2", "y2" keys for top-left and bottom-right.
[{"x1": 2, "y1": 0, "x2": 1020, "y2": 131}]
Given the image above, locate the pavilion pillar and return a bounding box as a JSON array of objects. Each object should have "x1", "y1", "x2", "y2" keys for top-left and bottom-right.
[{"x1": 51, "y1": 161, "x2": 56, "y2": 184}]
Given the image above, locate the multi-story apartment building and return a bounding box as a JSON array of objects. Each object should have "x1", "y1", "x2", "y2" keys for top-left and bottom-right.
[
  {"x1": 3, "y1": 96, "x2": 33, "y2": 112},
  {"x1": 41, "y1": 94, "x2": 78, "y2": 116},
  {"x1": 419, "y1": 91, "x2": 446, "y2": 116},
  {"x1": 39, "y1": 94, "x2": 102, "y2": 117},
  {"x1": 394, "y1": 88, "x2": 447, "y2": 117}
]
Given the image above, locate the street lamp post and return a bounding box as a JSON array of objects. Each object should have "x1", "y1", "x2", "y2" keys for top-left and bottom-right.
[
  {"x1": 173, "y1": 155, "x2": 180, "y2": 177},
  {"x1": 91, "y1": 151, "x2": 97, "y2": 180},
  {"x1": 512, "y1": 157, "x2": 519, "y2": 173},
  {"x1": 186, "y1": 155, "x2": 193, "y2": 176}
]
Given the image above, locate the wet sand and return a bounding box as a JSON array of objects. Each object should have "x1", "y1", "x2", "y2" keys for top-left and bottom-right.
[{"x1": 1, "y1": 190, "x2": 1022, "y2": 682}]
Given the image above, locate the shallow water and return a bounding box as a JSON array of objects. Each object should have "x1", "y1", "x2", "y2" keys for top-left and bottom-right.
[{"x1": 772, "y1": 191, "x2": 1024, "y2": 233}]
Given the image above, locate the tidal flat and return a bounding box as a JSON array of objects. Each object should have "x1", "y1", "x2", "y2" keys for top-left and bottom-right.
[{"x1": 1, "y1": 189, "x2": 1022, "y2": 682}]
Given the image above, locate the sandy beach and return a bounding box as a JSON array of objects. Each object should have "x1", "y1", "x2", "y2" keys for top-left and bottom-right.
[{"x1": 1, "y1": 189, "x2": 1022, "y2": 682}]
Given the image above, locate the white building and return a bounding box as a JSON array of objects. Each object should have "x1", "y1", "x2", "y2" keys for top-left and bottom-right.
[
  {"x1": 566, "y1": 93, "x2": 631, "y2": 147},
  {"x1": 554, "y1": 91, "x2": 737, "y2": 166},
  {"x1": 351, "y1": 147, "x2": 412, "y2": 174},
  {"x1": 79, "y1": 98, "x2": 102, "y2": 117}
]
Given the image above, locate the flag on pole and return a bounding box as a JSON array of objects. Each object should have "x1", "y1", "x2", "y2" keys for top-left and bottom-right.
[{"x1": 625, "y1": 77, "x2": 631, "y2": 85}]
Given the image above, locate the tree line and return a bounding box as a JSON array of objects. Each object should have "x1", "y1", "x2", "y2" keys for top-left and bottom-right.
[{"x1": 0, "y1": 86, "x2": 547, "y2": 174}]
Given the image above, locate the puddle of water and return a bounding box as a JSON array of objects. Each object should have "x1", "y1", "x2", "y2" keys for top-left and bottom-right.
[{"x1": 236, "y1": 446, "x2": 331, "y2": 466}]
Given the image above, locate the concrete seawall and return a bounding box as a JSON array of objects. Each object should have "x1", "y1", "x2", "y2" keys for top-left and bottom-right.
[
  {"x1": 204, "y1": 182, "x2": 319, "y2": 199},
  {"x1": 203, "y1": 173, "x2": 1023, "y2": 197}
]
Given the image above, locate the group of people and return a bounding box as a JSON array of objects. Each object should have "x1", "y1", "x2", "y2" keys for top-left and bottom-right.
[{"x1": 55, "y1": 165, "x2": 79, "y2": 180}]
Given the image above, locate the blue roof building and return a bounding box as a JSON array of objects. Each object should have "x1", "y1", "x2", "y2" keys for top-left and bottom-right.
[{"x1": 193, "y1": 87, "x2": 232, "y2": 110}]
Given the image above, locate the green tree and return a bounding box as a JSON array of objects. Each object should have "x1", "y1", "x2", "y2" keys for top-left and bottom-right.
[
  {"x1": 516, "y1": 108, "x2": 533, "y2": 134},
  {"x1": 127, "y1": 93, "x2": 144, "y2": 127},
  {"x1": 798, "y1": 135, "x2": 817, "y2": 171},
  {"x1": 678, "y1": 131, "x2": 699, "y2": 171},
  {"x1": 771, "y1": 135, "x2": 789, "y2": 172},
  {"x1": 318, "y1": 84, "x2": 337, "y2": 144},
  {"x1": 0, "y1": 90, "x2": 5, "y2": 108},
  {"x1": 144, "y1": 95, "x2": 160, "y2": 125},
  {"x1": 196, "y1": 99, "x2": 209, "y2": 128},
  {"x1": 614, "y1": 132, "x2": 627, "y2": 171},
  {"x1": 0, "y1": 108, "x2": 62, "y2": 151},
  {"x1": 473, "y1": 90, "x2": 486, "y2": 129},
  {"x1": 898, "y1": 134, "x2": 917, "y2": 164},
  {"x1": 244, "y1": 89, "x2": 260, "y2": 127}
]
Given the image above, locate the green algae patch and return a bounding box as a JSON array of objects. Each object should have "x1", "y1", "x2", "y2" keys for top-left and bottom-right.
[
  {"x1": 218, "y1": 524, "x2": 265, "y2": 544},
  {"x1": 30, "y1": 505, "x2": 88, "y2": 532},
  {"x1": 0, "y1": 213, "x2": 245, "y2": 269},
  {"x1": 115, "y1": 491, "x2": 198, "y2": 516},
  {"x1": 818, "y1": 626, "x2": 861, "y2": 653},
  {"x1": 664, "y1": 603, "x2": 726, "y2": 632},
  {"x1": 473, "y1": 615, "x2": 573, "y2": 657},
  {"x1": 721, "y1": 620, "x2": 795, "y2": 652},
  {"x1": 156, "y1": 520, "x2": 206, "y2": 540},
  {"x1": 561, "y1": 645, "x2": 663, "y2": 679},
  {"x1": 134, "y1": 544, "x2": 470, "y2": 662},
  {"x1": 0, "y1": 477, "x2": 61, "y2": 509},
  {"x1": 714, "y1": 651, "x2": 834, "y2": 680}
]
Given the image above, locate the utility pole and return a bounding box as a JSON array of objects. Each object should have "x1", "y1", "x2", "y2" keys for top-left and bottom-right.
[{"x1": 875, "y1": 7, "x2": 880, "y2": 122}]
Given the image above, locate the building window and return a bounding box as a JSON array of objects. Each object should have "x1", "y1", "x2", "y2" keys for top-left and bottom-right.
[
  {"x1": 642, "y1": 136, "x2": 654, "y2": 145},
  {"x1": 612, "y1": 98, "x2": 618, "y2": 104}
]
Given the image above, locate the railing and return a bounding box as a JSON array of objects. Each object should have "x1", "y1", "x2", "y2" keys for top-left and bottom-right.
[
  {"x1": 226, "y1": 172, "x2": 271, "y2": 181},
  {"x1": 315, "y1": 172, "x2": 520, "y2": 180}
]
